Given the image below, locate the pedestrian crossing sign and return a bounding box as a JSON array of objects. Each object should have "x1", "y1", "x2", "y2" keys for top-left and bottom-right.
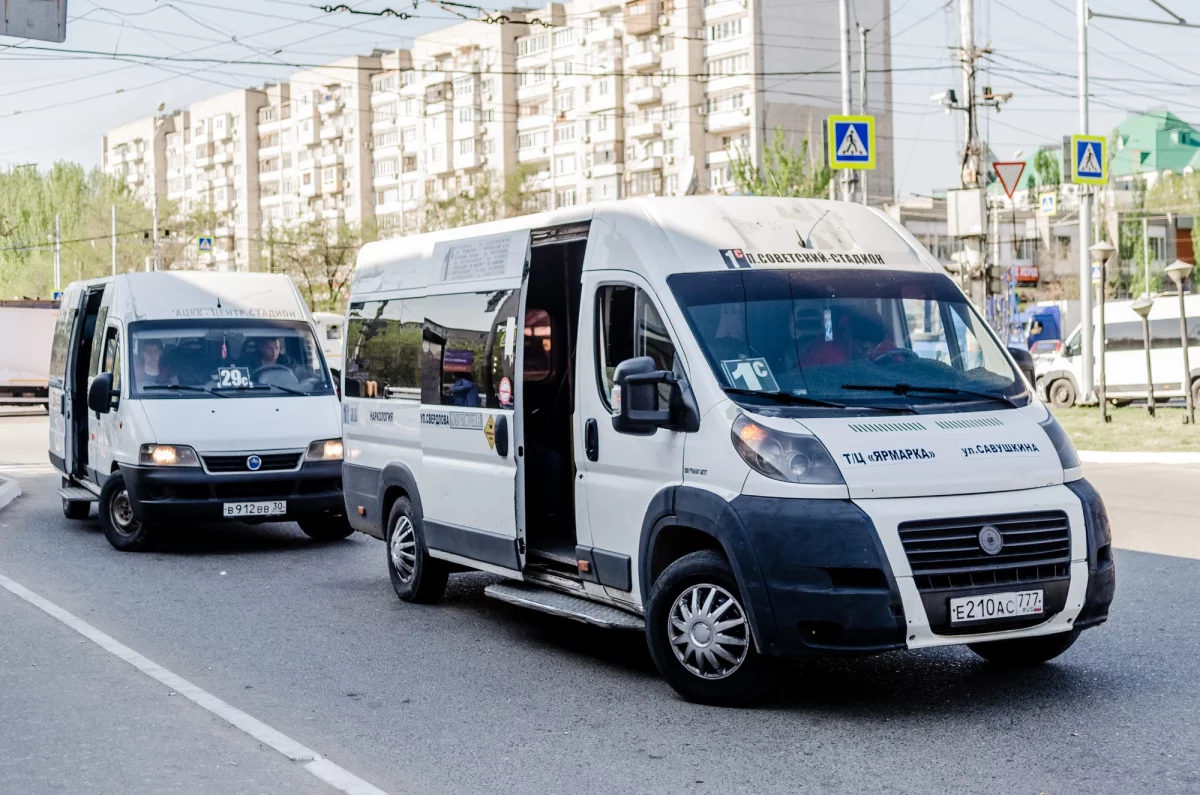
[
  {"x1": 1072, "y1": 134, "x2": 1106, "y2": 185},
  {"x1": 828, "y1": 115, "x2": 875, "y2": 170},
  {"x1": 197, "y1": 236, "x2": 213, "y2": 253}
]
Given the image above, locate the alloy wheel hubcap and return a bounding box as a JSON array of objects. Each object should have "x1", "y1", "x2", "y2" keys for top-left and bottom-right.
[
  {"x1": 389, "y1": 516, "x2": 417, "y2": 583},
  {"x1": 668, "y1": 583, "x2": 750, "y2": 680},
  {"x1": 110, "y1": 489, "x2": 138, "y2": 536}
]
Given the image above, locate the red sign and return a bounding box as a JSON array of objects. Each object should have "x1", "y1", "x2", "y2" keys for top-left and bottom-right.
[
  {"x1": 1015, "y1": 264, "x2": 1040, "y2": 284},
  {"x1": 993, "y1": 161, "x2": 1026, "y2": 199},
  {"x1": 498, "y1": 376, "x2": 512, "y2": 407}
]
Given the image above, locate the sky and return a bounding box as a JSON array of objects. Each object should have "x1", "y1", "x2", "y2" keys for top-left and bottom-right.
[{"x1": 0, "y1": 0, "x2": 1197, "y2": 198}]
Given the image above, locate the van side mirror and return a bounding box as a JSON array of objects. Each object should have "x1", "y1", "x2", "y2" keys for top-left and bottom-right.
[
  {"x1": 611, "y1": 356, "x2": 700, "y2": 435},
  {"x1": 88, "y1": 372, "x2": 115, "y2": 414},
  {"x1": 1007, "y1": 346, "x2": 1036, "y2": 385}
]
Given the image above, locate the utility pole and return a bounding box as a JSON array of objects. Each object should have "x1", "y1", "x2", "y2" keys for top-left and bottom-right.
[
  {"x1": 151, "y1": 186, "x2": 161, "y2": 272},
  {"x1": 111, "y1": 204, "x2": 118, "y2": 276},
  {"x1": 839, "y1": 0, "x2": 852, "y2": 202},
  {"x1": 858, "y1": 24, "x2": 869, "y2": 205},
  {"x1": 1143, "y1": 216, "x2": 1150, "y2": 293},
  {"x1": 958, "y1": 0, "x2": 986, "y2": 309},
  {"x1": 53, "y1": 214, "x2": 61, "y2": 293},
  {"x1": 1077, "y1": 0, "x2": 1096, "y2": 402}
]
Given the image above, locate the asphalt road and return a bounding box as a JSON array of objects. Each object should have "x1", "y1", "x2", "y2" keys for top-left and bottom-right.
[{"x1": 1, "y1": 409, "x2": 1198, "y2": 795}]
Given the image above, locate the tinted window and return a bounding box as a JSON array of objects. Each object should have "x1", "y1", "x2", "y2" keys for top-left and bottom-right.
[
  {"x1": 420, "y1": 290, "x2": 520, "y2": 408},
  {"x1": 345, "y1": 300, "x2": 421, "y2": 400},
  {"x1": 595, "y1": 285, "x2": 677, "y2": 408}
]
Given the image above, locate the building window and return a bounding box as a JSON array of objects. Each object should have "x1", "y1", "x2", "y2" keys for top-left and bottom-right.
[
  {"x1": 516, "y1": 33, "x2": 549, "y2": 56},
  {"x1": 708, "y1": 18, "x2": 744, "y2": 41},
  {"x1": 555, "y1": 123, "x2": 576, "y2": 143},
  {"x1": 556, "y1": 188, "x2": 576, "y2": 208},
  {"x1": 517, "y1": 66, "x2": 548, "y2": 87},
  {"x1": 552, "y1": 27, "x2": 575, "y2": 47},
  {"x1": 454, "y1": 76, "x2": 475, "y2": 97},
  {"x1": 374, "y1": 130, "x2": 398, "y2": 147},
  {"x1": 664, "y1": 174, "x2": 679, "y2": 195},
  {"x1": 518, "y1": 131, "x2": 548, "y2": 150},
  {"x1": 374, "y1": 159, "x2": 398, "y2": 177},
  {"x1": 554, "y1": 91, "x2": 574, "y2": 113},
  {"x1": 706, "y1": 52, "x2": 750, "y2": 77},
  {"x1": 457, "y1": 138, "x2": 475, "y2": 156},
  {"x1": 555, "y1": 155, "x2": 576, "y2": 175}
]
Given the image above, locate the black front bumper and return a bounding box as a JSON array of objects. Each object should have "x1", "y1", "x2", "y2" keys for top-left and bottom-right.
[{"x1": 120, "y1": 460, "x2": 344, "y2": 523}]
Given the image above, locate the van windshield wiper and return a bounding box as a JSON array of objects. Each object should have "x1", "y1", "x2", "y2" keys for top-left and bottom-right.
[
  {"x1": 142, "y1": 383, "x2": 229, "y2": 398},
  {"x1": 841, "y1": 383, "x2": 1018, "y2": 409},
  {"x1": 722, "y1": 387, "x2": 917, "y2": 414},
  {"x1": 212, "y1": 383, "x2": 310, "y2": 396}
]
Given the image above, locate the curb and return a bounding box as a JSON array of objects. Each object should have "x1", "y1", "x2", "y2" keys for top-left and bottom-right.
[
  {"x1": 0, "y1": 476, "x2": 21, "y2": 512},
  {"x1": 1079, "y1": 450, "x2": 1200, "y2": 465}
]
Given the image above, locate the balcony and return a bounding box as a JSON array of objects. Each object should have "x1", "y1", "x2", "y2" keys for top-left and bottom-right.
[
  {"x1": 588, "y1": 85, "x2": 622, "y2": 111},
  {"x1": 300, "y1": 181, "x2": 318, "y2": 198},
  {"x1": 705, "y1": 107, "x2": 752, "y2": 133},
  {"x1": 320, "y1": 151, "x2": 343, "y2": 167},
  {"x1": 320, "y1": 125, "x2": 341, "y2": 141},
  {"x1": 624, "y1": 0, "x2": 661, "y2": 35},
  {"x1": 454, "y1": 152, "x2": 481, "y2": 170},
  {"x1": 194, "y1": 156, "x2": 213, "y2": 169},
  {"x1": 625, "y1": 49, "x2": 660, "y2": 71},
  {"x1": 584, "y1": 26, "x2": 621, "y2": 46},
  {"x1": 627, "y1": 85, "x2": 661, "y2": 106},
  {"x1": 627, "y1": 120, "x2": 661, "y2": 140},
  {"x1": 297, "y1": 124, "x2": 319, "y2": 146},
  {"x1": 630, "y1": 155, "x2": 662, "y2": 172},
  {"x1": 517, "y1": 146, "x2": 550, "y2": 164},
  {"x1": 321, "y1": 207, "x2": 343, "y2": 221},
  {"x1": 517, "y1": 114, "x2": 551, "y2": 132},
  {"x1": 213, "y1": 150, "x2": 232, "y2": 165},
  {"x1": 590, "y1": 162, "x2": 623, "y2": 178},
  {"x1": 318, "y1": 96, "x2": 344, "y2": 115},
  {"x1": 703, "y1": 0, "x2": 745, "y2": 19},
  {"x1": 516, "y1": 81, "x2": 552, "y2": 103}
]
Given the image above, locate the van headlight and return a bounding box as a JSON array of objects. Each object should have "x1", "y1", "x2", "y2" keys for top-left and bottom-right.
[
  {"x1": 731, "y1": 415, "x2": 844, "y2": 485},
  {"x1": 139, "y1": 444, "x2": 200, "y2": 467},
  {"x1": 1038, "y1": 413, "x2": 1081, "y2": 470},
  {"x1": 306, "y1": 439, "x2": 344, "y2": 461}
]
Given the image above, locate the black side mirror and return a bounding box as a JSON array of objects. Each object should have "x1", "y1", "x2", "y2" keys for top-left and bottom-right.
[
  {"x1": 1008, "y1": 346, "x2": 1036, "y2": 385},
  {"x1": 611, "y1": 356, "x2": 700, "y2": 435},
  {"x1": 88, "y1": 372, "x2": 115, "y2": 414}
]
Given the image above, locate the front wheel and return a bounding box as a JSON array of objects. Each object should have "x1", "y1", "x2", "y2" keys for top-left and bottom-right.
[
  {"x1": 298, "y1": 514, "x2": 354, "y2": 541},
  {"x1": 386, "y1": 498, "x2": 448, "y2": 604},
  {"x1": 99, "y1": 472, "x2": 154, "y2": 552},
  {"x1": 968, "y1": 628, "x2": 1081, "y2": 665},
  {"x1": 645, "y1": 550, "x2": 772, "y2": 706}
]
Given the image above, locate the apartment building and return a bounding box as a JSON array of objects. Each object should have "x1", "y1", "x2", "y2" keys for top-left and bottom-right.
[{"x1": 102, "y1": 0, "x2": 894, "y2": 262}]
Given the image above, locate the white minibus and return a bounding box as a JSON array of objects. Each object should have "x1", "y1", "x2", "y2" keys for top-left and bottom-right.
[
  {"x1": 312, "y1": 311, "x2": 346, "y2": 377},
  {"x1": 341, "y1": 197, "x2": 1114, "y2": 705},
  {"x1": 49, "y1": 272, "x2": 350, "y2": 551},
  {"x1": 1037, "y1": 294, "x2": 1200, "y2": 407}
]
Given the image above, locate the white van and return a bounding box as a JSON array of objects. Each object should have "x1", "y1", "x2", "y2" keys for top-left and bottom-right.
[
  {"x1": 312, "y1": 311, "x2": 346, "y2": 376},
  {"x1": 342, "y1": 197, "x2": 1115, "y2": 705},
  {"x1": 49, "y1": 272, "x2": 349, "y2": 551},
  {"x1": 1037, "y1": 294, "x2": 1200, "y2": 407}
]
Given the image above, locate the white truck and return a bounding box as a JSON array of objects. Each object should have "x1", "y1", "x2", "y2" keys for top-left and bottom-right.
[{"x1": 0, "y1": 299, "x2": 59, "y2": 407}]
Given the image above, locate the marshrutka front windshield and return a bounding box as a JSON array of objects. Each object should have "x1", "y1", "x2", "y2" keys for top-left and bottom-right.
[
  {"x1": 128, "y1": 319, "x2": 333, "y2": 398},
  {"x1": 667, "y1": 268, "x2": 1024, "y2": 411}
]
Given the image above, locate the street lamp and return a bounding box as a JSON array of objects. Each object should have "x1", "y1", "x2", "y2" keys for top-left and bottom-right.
[
  {"x1": 1090, "y1": 240, "x2": 1116, "y2": 423},
  {"x1": 1131, "y1": 293, "x2": 1155, "y2": 417},
  {"x1": 1165, "y1": 259, "x2": 1195, "y2": 424}
]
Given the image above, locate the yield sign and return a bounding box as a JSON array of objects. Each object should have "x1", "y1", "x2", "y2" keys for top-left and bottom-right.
[{"x1": 993, "y1": 161, "x2": 1026, "y2": 199}]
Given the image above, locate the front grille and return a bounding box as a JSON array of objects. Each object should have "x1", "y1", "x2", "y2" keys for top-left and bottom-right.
[
  {"x1": 213, "y1": 481, "x2": 296, "y2": 499},
  {"x1": 899, "y1": 511, "x2": 1071, "y2": 592},
  {"x1": 202, "y1": 453, "x2": 301, "y2": 473}
]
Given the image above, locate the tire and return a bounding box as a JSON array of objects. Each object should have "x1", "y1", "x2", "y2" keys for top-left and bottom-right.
[
  {"x1": 1048, "y1": 378, "x2": 1076, "y2": 409},
  {"x1": 62, "y1": 498, "x2": 90, "y2": 520},
  {"x1": 968, "y1": 628, "x2": 1081, "y2": 665},
  {"x1": 1191, "y1": 378, "x2": 1200, "y2": 412},
  {"x1": 98, "y1": 472, "x2": 154, "y2": 552},
  {"x1": 298, "y1": 513, "x2": 354, "y2": 541},
  {"x1": 645, "y1": 550, "x2": 772, "y2": 706},
  {"x1": 385, "y1": 497, "x2": 448, "y2": 604}
]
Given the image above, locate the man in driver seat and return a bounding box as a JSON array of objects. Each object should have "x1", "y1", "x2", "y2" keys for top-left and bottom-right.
[
  {"x1": 247, "y1": 337, "x2": 297, "y2": 373},
  {"x1": 800, "y1": 309, "x2": 898, "y2": 366}
]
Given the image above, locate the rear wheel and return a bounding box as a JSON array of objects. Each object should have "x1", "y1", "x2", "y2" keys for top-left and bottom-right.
[
  {"x1": 1048, "y1": 378, "x2": 1076, "y2": 408},
  {"x1": 386, "y1": 498, "x2": 448, "y2": 604},
  {"x1": 99, "y1": 472, "x2": 154, "y2": 552},
  {"x1": 645, "y1": 550, "x2": 772, "y2": 706},
  {"x1": 968, "y1": 628, "x2": 1081, "y2": 665},
  {"x1": 298, "y1": 513, "x2": 354, "y2": 541}
]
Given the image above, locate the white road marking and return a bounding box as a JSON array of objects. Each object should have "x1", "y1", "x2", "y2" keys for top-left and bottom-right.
[
  {"x1": 0, "y1": 463, "x2": 57, "y2": 476},
  {"x1": 0, "y1": 573, "x2": 390, "y2": 795}
]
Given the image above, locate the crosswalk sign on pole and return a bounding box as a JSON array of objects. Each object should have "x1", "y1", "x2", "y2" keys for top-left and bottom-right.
[
  {"x1": 1039, "y1": 192, "x2": 1057, "y2": 216},
  {"x1": 1071, "y1": 134, "x2": 1106, "y2": 185},
  {"x1": 197, "y1": 236, "x2": 213, "y2": 253},
  {"x1": 827, "y1": 115, "x2": 875, "y2": 170}
]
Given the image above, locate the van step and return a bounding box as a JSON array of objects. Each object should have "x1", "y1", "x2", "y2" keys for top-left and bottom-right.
[
  {"x1": 57, "y1": 487, "x2": 97, "y2": 502},
  {"x1": 484, "y1": 582, "x2": 644, "y2": 631}
]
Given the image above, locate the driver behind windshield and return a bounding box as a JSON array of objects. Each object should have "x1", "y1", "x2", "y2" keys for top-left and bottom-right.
[
  {"x1": 244, "y1": 337, "x2": 297, "y2": 373},
  {"x1": 800, "y1": 308, "x2": 897, "y2": 367}
]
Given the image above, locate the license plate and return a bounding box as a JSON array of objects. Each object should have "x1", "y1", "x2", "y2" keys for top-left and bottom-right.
[
  {"x1": 949, "y1": 590, "x2": 1043, "y2": 625},
  {"x1": 223, "y1": 500, "x2": 286, "y2": 518}
]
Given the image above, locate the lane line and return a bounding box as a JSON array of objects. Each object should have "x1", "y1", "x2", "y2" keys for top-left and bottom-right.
[{"x1": 0, "y1": 572, "x2": 390, "y2": 795}]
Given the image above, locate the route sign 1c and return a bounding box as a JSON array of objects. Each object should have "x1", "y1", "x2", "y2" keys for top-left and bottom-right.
[
  {"x1": 1072, "y1": 134, "x2": 1106, "y2": 185},
  {"x1": 828, "y1": 115, "x2": 875, "y2": 170}
]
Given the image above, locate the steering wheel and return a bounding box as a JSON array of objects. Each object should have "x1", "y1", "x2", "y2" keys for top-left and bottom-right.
[
  {"x1": 873, "y1": 347, "x2": 921, "y2": 365},
  {"x1": 252, "y1": 363, "x2": 293, "y2": 378}
]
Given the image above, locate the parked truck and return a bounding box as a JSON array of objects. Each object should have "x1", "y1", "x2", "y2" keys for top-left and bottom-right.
[{"x1": 0, "y1": 299, "x2": 59, "y2": 408}]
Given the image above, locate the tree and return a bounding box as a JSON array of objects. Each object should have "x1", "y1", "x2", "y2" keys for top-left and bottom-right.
[
  {"x1": 420, "y1": 165, "x2": 538, "y2": 232},
  {"x1": 728, "y1": 127, "x2": 832, "y2": 198},
  {"x1": 268, "y1": 218, "x2": 378, "y2": 312},
  {"x1": 0, "y1": 163, "x2": 157, "y2": 298}
]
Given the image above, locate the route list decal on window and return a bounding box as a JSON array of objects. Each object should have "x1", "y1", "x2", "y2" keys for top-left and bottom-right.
[
  {"x1": 721, "y1": 358, "x2": 779, "y2": 392},
  {"x1": 436, "y1": 230, "x2": 529, "y2": 283}
]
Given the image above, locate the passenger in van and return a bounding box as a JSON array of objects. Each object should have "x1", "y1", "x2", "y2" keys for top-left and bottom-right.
[
  {"x1": 800, "y1": 309, "x2": 897, "y2": 366},
  {"x1": 449, "y1": 375, "x2": 480, "y2": 407},
  {"x1": 135, "y1": 339, "x2": 175, "y2": 386}
]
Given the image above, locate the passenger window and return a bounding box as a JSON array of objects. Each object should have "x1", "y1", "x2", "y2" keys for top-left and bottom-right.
[
  {"x1": 595, "y1": 285, "x2": 677, "y2": 408},
  {"x1": 420, "y1": 290, "x2": 520, "y2": 408},
  {"x1": 88, "y1": 307, "x2": 110, "y2": 378},
  {"x1": 523, "y1": 309, "x2": 555, "y2": 383},
  {"x1": 48, "y1": 307, "x2": 76, "y2": 383},
  {"x1": 345, "y1": 300, "x2": 421, "y2": 400}
]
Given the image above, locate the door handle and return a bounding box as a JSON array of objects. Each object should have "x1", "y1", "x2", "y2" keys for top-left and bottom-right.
[
  {"x1": 495, "y1": 414, "x2": 509, "y2": 458},
  {"x1": 585, "y1": 418, "x2": 598, "y2": 462}
]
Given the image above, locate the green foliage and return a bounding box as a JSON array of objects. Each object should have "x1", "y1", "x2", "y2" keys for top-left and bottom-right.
[
  {"x1": 0, "y1": 163, "x2": 156, "y2": 298},
  {"x1": 1033, "y1": 149, "x2": 1060, "y2": 186},
  {"x1": 420, "y1": 166, "x2": 538, "y2": 233},
  {"x1": 728, "y1": 127, "x2": 832, "y2": 198},
  {"x1": 267, "y1": 218, "x2": 379, "y2": 312}
]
